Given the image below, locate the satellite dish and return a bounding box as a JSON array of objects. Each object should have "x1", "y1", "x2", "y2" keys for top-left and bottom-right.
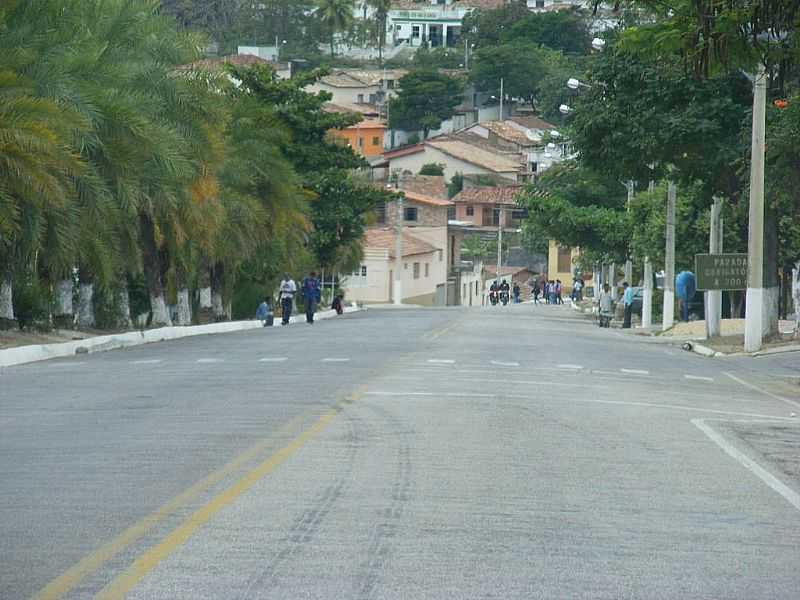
[{"x1": 525, "y1": 130, "x2": 540, "y2": 142}]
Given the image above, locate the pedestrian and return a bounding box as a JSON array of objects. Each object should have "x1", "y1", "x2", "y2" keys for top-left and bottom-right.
[
  {"x1": 675, "y1": 270, "x2": 696, "y2": 322},
  {"x1": 301, "y1": 271, "x2": 321, "y2": 324},
  {"x1": 544, "y1": 280, "x2": 551, "y2": 304},
  {"x1": 576, "y1": 278, "x2": 584, "y2": 301},
  {"x1": 512, "y1": 282, "x2": 521, "y2": 304},
  {"x1": 278, "y1": 273, "x2": 296, "y2": 325},
  {"x1": 556, "y1": 279, "x2": 563, "y2": 304},
  {"x1": 598, "y1": 283, "x2": 614, "y2": 328},
  {"x1": 532, "y1": 281, "x2": 541, "y2": 304},
  {"x1": 622, "y1": 281, "x2": 633, "y2": 329},
  {"x1": 331, "y1": 294, "x2": 343, "y2": 315},
  {"x1": 255, "y1": 296, "x2": 272, "y2": 327}
]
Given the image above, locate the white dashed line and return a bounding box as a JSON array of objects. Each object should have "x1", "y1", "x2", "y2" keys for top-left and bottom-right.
[
  {"x1": 196, "y1": 358, "x2": 223, "y2": 364},
  {"x1": 427, "y1": 359, "x2": 455, "y2": 364},
  {"x1": 366, "y1": 391, "x2": 435, "y2": 397},
  {"x1": 557, "y1": 364, "x2": 583, "y2": 370},
  {"x1": 49, "y1": 362, "x2": 86, "y2": 368},
  {"x1": 621, "y1": 368, "x2": 650, "y2": 376},
  {"x1": 491, "y1": 360, "x2": 520, "y2": 367},
  {"x1": 259, "y1": 357, "x2": 288, "y2": 362},
  {"x1": 131, "y1": 359, "x2": 161, "y2": 365},
  {"x1": 322, "y1": 357, "x2": 350, "y2": 363},
  {"x1": 684, "y1": 375, "x2": 714, "y2": 382}
]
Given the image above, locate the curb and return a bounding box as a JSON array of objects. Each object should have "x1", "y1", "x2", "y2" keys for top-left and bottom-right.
[{"x1": 0, "y1": 306, "x2": 361, "y2": 368}]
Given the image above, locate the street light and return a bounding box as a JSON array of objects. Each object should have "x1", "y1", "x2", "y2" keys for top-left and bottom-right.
[
  {"x1": 591, "y1": 37, "x2": 606, "y2": 52},
  {"x1": 559, "y1": 104, "x2": 573, "y2": 115}
]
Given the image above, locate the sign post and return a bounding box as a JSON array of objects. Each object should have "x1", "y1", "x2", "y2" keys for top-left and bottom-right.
[{"x1": 695, "y1": 254, "x2": 748, "y2": 291}]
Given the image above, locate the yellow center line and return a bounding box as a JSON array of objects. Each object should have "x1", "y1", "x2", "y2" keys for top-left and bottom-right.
[
  {"x1": 93, "y1": 401, "x2": 347, "y2": 599},
  {"x1": 33, "y1": 409, "x2": 318, "y2": 600},
  {"x1": 424, "y1": 318, "x2": 461, "y2": 341}
]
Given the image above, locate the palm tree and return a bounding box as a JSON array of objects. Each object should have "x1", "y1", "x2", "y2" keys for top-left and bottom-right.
[
  {"x1": 368, "y1": 0, "x2": 391, "y2": 65},
  {"x1": 317, "y1": 0, "x2": 355, "y2": 58}
]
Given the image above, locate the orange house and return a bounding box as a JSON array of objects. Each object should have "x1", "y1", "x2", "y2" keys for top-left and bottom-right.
[{"x1": 331, "y1": 118, "x2": 386, "y2": 158}]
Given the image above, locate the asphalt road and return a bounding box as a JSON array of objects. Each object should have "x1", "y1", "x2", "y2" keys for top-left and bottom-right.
[{"x1": 2, "y1": 304, "x2": 799, "y2": 599}]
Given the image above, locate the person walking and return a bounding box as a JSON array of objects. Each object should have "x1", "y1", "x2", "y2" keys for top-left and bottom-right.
[
  {"x1": 555, "y1": 279, "x2": 563, "y2": 305},
  {"x1": 598, "y1": 283, "x2": 614, "y2": 328},
  {"x1": 622, "y1": 281, "x2": 633, "y2": 329},
  {"x1": 301, "y1": 271, "x2": 321, "y2": 324},
  {"x1": 512, "y1": 282, "x2": 521, "y2": 304},
  {"x1": 532, "y1": 281, "x2": 541, "y2": 304},
  {"x1": 278, "y1": 273, "x2": 296, "y2": 325}
]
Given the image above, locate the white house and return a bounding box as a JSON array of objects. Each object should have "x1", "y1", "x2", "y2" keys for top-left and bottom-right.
[{"x1": 388, "y1": 0, "x2": 506, "y2": 48}]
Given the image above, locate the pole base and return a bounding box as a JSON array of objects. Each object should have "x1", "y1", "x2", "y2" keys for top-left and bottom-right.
[{"x1": 744, "y1": 287, "x2": 764, "y2": 352}]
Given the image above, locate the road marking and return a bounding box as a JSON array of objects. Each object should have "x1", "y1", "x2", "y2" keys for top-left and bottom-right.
[
  {"x1": 367, "y1": 391, "x2": 435, "y2": 397},
  {"x1": 424, "y1": 320, "x2": 460, "y2": 341},
  {"x1": 131, "y1": 359, "x2": 161, "y2": 365},
  {"x1": 685, "y1": 375, "x2": 714, "y2": 382},
  {"x1": 692, "y1": 419, "x2": 800, "y2": 512},
  {"x1": 259, "y1": 357, "x2": 288, "y2": 362},
  {"x1": 427, "y1": 359, "x2": 455, "y2": 364},
  {"x1": 724, "y1": 372, "x2": 800, "y2": 410},
  {"x1": 48, "y1": 362, "x2": 86, "y2": 368},
  {"x1": 32, "y1": 408, "x2": 317, "y2": 600},
  {"x1": 322, "y1": 357, "x2": 350, "y2": 362},
  {"x1": 557, "y1": 364, "x2": 583, "y2": 370},
  {"x1": 92, "y1": 397, "x2": 352, "y2": 600},
  {"x1": 196, "y1": 358, "x2": 223, "y2": 364},
  {"x1": 621, "y1": 368, "x2": 650, "y2": 376},
  {"x1": 491, "y1": 360, "x2": 520, "y2": 367}
]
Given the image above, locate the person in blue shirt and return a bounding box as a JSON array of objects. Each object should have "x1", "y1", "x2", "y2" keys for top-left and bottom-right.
[
  {"x1": 301, "y1": 271, "x2": 321, "y2": 324},
  {"x1": 622, "y1": 281, "x2": 634, "y2": 328},
  {"x1": 675, "y1": 271, "x2": 696, "y2": 322},
  {"x1": 255, "y1": 297, "x2": 271, "y2": 327}
]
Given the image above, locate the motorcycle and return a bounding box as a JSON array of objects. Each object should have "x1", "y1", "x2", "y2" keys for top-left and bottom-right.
[
  {"x1": 489, "y1": 289, "x2": 499, "y2": 306},
  {"x1": 500, "y1": 290, "x2": 509, "y2": 306}
]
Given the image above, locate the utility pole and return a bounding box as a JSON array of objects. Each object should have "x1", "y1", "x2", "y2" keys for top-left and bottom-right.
[
  {"x1": 663, "y1": 182, "x2": 676, "y2": 331},
  {"x1": 496, "y1": 208, "x2": 503, "y2": 287},
  {"x1": 642, "y1": 180, "x2": 655, "y2": 328},
  {"x1": 499, "y1": 77, "x2": 504, "y2": 120},
  {"x1": 745, "y1": 64, "x2": 767, "y2": 352},
  {"x1": 706, "y1": 196, "x2": 724, "y2": 338},
  {"x1": 393, "y1": 178, "x2": 404, "y2": 305},
  {"x1": 624, "y1": 180, "x2": 634, "y2": 284}
]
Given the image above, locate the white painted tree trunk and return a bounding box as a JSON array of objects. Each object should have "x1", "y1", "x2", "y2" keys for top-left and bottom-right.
[
  {"x1": 792, "y1": 263, "x2": 800, "y2": 338},
  {"x1": 199, "y1": 287, "x2": 212, "y2": 309},
  {"x1": 55, "y1": 279, "x2": 74, "y2": 318},
  {"x1": 117, "y1": 287, "x2": 132, "y2": 329},
  {"x1": 176, "y1": 288, "x2": 192, "y2": 326},
  {"x1": 0, "y1": 274, "x2": 14, "y2": 322},
  {"x1": 212, "y1": 290, "x2": 226, "y2": 321},
  {"x1": 78, "y1": 283, "x2": 96, "y2": 329},
  {"x1": 150, "y1": 294, "x2": 172, "y2": 327}
]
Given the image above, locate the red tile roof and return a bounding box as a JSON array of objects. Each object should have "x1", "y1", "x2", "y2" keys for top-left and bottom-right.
[
  {"x1": 176, "y1": 54, "x2": 271, "y2": 73},
  {"x1": 400, "y1": 175, "x2": 448, "y2": 200},
  {"x1": 364, "y1": 228, "x2": 439, "y2": 258},
  {"x1": 451, "y1": 186, "x2": 523, "y2": 205},
  {"x1": 402, "y1": 190, "x2": 453, "y2": 207},
  {"x1": 383, "y1": 144, "x2": 425, "y2": 159}
]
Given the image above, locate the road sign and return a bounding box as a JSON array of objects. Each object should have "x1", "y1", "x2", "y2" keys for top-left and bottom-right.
[{"x1": 695, "y1": 253, "x2": 748, "y2": 290}]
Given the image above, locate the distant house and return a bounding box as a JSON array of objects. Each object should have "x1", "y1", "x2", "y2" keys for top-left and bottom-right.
[
  {"x1": 306, "y1": 69, "x2": 407, "y2": 108},
  {"x1": 388, "y1": 0, "x2": 506, "y2": 48},
  {"x1": 546, "y1": 241, "x2": 587, "y2": 293},
  {"x1": 382, "y1": 137, "x2": 523, "y2": 183},
  {"x1": 450, "y1": 186, "x2": 526, "y2": 230}
]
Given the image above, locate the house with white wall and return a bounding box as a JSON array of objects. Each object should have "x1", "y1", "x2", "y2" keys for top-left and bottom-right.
[{"x1": 388, "y1": 0, "x2": 506, "y2": 48}]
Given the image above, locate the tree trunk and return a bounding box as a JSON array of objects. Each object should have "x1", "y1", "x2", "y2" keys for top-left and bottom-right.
[
  {"x1": 139, "y1": 212, "x2": 172, "y2": 327},
  {"x1": 0, "y1": 271, "x2": 15, "y2": 330},
  {"x1": 331, "y1": 32, "x2": 335, "y2": 58},
  {"x1": 211, "y1": 262, "x2": 227, "y2": 322},
  {"x1": 763, "y1": 200, "x2": 780, "y2": 339},
  {"x1": 77, "y1": 270, "x2": 96, "y2": 329},
  {"x1": 117, "y1": 285, "x2": 133, "y2": 329},
  {"x1": 54, "y1": 278, "x2": 75, "y2": 329},
  {"x1": 176, "y1": 288, "x2": 192, "y2": 326}
]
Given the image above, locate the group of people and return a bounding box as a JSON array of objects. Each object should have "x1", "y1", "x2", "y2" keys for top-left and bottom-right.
[
  {"x1": 597, "y1": 281, "x2": 636, "y2": 328},
  {"x1": 532, "y1": 279, "x2": 564, "y2": 305},
  {"x1": 256, "y1": 271, "x2": 343, "y2": 327}
]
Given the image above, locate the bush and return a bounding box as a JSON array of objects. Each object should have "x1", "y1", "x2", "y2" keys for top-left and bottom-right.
[
  {"x1": 13, "y1": 276, "x2": 52, "y2": 331},
  {"x1": 419, "y1": 163, "x2": 445, "y2": 176}
]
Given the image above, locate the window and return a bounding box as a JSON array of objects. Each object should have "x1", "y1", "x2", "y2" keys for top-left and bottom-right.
[
  {"x1": 557, "y1": 246, "x2": 572, "y2": 273},
  {"x1": 511, "y1": 209, "x2": 528, "y2": 221},
  {"x1": 372, "y1": 136, "x2": 381, "y2": 146},
  {"x1": 412, "y1": 25, "x2": 420, "y2": 38},
  {"x1": 361, "y1": 265, "x2": 367, "y2": 276},
  {"x1": 530, "y1": 162, "x2": 538, "y2": 173},
  {"x1": 387, "y1": 79, "x2": 395, "y2": 89},
  {"x1": 466, "y1": 206, "x2": 474, "y2": 216},
  {"x1": 447, "y1": 205, "x2": 455, "y2": 220},
  {"x1": 462, "y1": 283, "x2": 466, "y2": 298},
  {"x1": 357, "y1": 137, "x2": 363, "y2": 148},
  {"x1": 404, "y1": 262, "x2": 408, "y2": 270},
  {"x1": 482, "y1": 207, "x2": 500, "y2": 226},
  {"x1": 369, "y1": 94, "x2": 377, "y2": 104},
  {"x1": 425, "y1": 263, "x2": 429, "y2": 277},
  {"x1": 357, "y1": 93, "x2": 364, "y2": 103},
  {"x1": 475, "y1": 281, "x2": 479, "y2": 295},
  {"x1": 375, "y1": 201, "x2": 386, "y2": 224},
  {"x1": 413, "y1": 262, "x2": 420, "y2": 279},
  {"x1": 404, "y1": 206, "x2": 418, "y2": 222},
  {"x1": 536, "y1": 0, "x2": 545, "y2": 7},
  {"x1": 438, "y1": 249, "x2": 443, "y2": 262}
]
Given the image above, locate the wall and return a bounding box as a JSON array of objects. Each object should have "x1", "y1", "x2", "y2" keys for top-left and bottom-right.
[
  {"x1": 331, "y1": 125, "x2": 386, "y2": 157},
  {"x1": 547, "y1": 240, "x2": 581, "y2": 291},
  {"x1": 305, "y1": 81, "x2": 381, "y2": 106},
  {"x1": 389, "y1": 146, "x2": 513, "y2": 183},
  {"x1": 384, "y1": 201, "x2": 448, "y2": 228},
  {"x1": 343, "y1": 248, "x2": 442, "y2": 305}
]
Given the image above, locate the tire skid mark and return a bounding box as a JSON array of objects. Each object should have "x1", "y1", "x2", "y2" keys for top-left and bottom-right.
[
  {"x1": 238, "y1": 410, "x2": 364, "y2": 599},
  {"x1": 356, "y1": 403, "x2": 414, "y2": 600}
]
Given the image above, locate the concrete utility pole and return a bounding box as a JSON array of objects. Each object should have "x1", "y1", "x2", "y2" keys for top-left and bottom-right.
[
  {"x1": 706, "y1": 196, "x2": 724, "y2": 338},
  {"x1": 499, "y1": 77, "x2": 504, "y2": 120},
  {"x1": 625, "y1": 180, "x2": 634, "y2": 284},
  {"x1": 663, "y1": 182, "x2": 676, "y2": 330},
  {"x1": 642, "y1": 257, "x2": 653, "y2": 328},
  {"x1": 745, "y1": 64, "x2": 767, "y2": 352},
  {"x1": 496, "y1": 209, "x2": 503, "y2": 287},
  {"x1": 393, "y1": 180, "x2": 404, "y2": 305},
  {"x1": 609, "y1": 263, "x2": 617, "y2": 298}
]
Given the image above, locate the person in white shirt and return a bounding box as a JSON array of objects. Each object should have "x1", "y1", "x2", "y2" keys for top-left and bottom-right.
[{"x1": 278, "y1": 274, "x2": 297, "y2": 325}]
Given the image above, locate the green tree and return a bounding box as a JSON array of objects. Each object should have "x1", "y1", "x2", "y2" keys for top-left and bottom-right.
[
  {"x1": 368, "y1": 0, "x2": 391, "y2": 65},
  {"x1": 506, "y1": 9, "x2": 591, "y2": 55},
  {"x1": 461, "y1": 2, "x2": 530, "y2": 49},
  {"x1": 419, "y1": 163, "x2": 445, "y2": 176},
  {"x1": 470, "y1": 43, "x2": 550, "y2": 112},
  {"x1": 388, "y1": 70, "x2": 462, "y2": 138},
  {"x1": 316, "y1": 0, "x2": 355, "y2": 58}
]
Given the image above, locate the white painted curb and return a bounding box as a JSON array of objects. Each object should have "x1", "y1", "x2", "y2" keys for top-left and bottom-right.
[{"x1": 0, "y1": 305, "x2": 361, "y2": 368}]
